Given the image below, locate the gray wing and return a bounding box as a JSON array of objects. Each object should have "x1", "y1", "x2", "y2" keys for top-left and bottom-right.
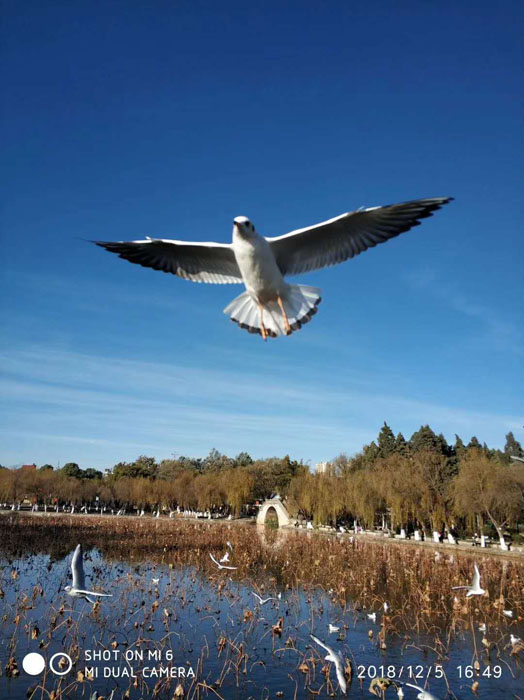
[
  {"x1": 95, "y1": 238, "x2": 243, "y2": 284},
  {"x1": 71, "y1": 544, "x2": 86, "y2": 590},
  {"x1": 268, "y1": 198, "x2": 452, "y2": 277}
]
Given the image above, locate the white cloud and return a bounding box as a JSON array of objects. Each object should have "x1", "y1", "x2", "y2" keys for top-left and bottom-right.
[{"x1": 1, "y1": 345, "x2": 521, "y2": 468}]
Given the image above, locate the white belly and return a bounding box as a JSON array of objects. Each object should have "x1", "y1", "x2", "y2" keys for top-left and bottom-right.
[{"x1": 232, "y1": 234, "x2": 288, "y2": 302}]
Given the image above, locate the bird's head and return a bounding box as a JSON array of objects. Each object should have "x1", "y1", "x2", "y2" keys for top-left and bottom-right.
[
  {"x1": 233, "y1": 216, "x2": 257, "y2": 239},
  {"x1": 64, "y1": 585, "x2": 72, "y2": 593}
]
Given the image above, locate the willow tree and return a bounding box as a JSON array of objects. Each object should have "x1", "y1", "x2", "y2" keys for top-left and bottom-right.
[
  {"x1": 374, "y1": 455, "x2": 416, "y2": 533},
  {"x1": 311, "y1": 473, "x2": 345, "y2": 526},
  {"x1": 0, "y1": 468, "x2": 16, "y2": 502},
  {"x1": 410, "y1": 450, "x2": 454, "y2": 534},
  {"x1": 222, "y1": 468, "x2": 254, "y2": 516},
  {"x1": 453, "y1": 449, "x2": 524, "y2": 543},
  {"x1": 287, "y1": 472, "x2": 316, "y2": 519},
  {"x1": 343, "y1": 468, "x2": 383, "y2": 528}
]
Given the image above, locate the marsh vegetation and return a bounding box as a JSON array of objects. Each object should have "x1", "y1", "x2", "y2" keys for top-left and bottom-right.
[{"x1": 0, "y1": 514, "x2": 523, "y2": 699}]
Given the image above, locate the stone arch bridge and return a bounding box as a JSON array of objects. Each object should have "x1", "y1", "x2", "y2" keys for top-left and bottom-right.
[{"x1": 256, "y1": 498, "x2": 293, "y2": 528}]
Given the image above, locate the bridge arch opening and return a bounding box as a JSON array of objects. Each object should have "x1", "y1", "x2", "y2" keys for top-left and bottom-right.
[
  {"x1": 264, "y1": 506, "x2": 279, "y2": 528},
  {"x1": 256, "y1": 499, "x2": 292, "y2": 528}
]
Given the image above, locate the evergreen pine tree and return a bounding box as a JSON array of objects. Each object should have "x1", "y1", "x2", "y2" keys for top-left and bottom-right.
[
  {"x1": 410, "y1": 425, "x2": 440, "y2": 453},
  {"x1": 454, "y1": 434, "x2": 466, "y2": 459},
  {"x1": 467, "y1": 436, "x2": 482, "y2": 450},
  {"x1": 363, "y1": 441, "x2": 380, "y2": 465},
  {"x1": 378, "y1": 422, "x2": 396, "y2": 457},
  {"x1": 395, "y1": 432, "x2": 408, "y2": 455},
  {"x1": 504, "y1": 431, "x2": 524, "y2": 458}
]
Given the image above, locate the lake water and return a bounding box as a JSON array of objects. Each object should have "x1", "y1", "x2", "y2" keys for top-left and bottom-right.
[{"x1": 0, "y1": 518, "x2": 522, "y2": 699}]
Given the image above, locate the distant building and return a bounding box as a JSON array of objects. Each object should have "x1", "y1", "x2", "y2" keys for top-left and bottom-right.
[
  {"x1": 20, "y1": 464, "x2": 37, "y2": 471},
  {"x1": 316, "y1": 462, "x2": 329, "y2": 474}
]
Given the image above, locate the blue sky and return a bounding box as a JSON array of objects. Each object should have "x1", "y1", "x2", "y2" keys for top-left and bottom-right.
[{"x1": 1, "y1": 0, "x2": 523, "y2": 469}]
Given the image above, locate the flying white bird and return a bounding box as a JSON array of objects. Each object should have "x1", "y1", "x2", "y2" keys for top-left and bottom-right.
[
  {"x1": 310, "y1": 634, "x2": 347, "y2": 695},
  {"x1": 399, "y1": 682, "x2": 440, "y2": 700},
  {"x1": 219, "y1": 552, "x2": 230, "y2": 564},
  {"x1": 451, "y1": 563, "x2": 485, "y2": 597},
  {"x1": 510, "y1": 455, "x2": 524, "y2": 463},
  {"x1": 209, "y1": 553, "x2": 237, "y2": 570},
  {"x1": 252, "y1": 592, "x2": 277, "y2": 605},
  {"x1": 65, "y1": 544, "x2": 112, "y2": 603},
  {"x1": 95, "y1": 198, "x2": 452, "y2": 340}
]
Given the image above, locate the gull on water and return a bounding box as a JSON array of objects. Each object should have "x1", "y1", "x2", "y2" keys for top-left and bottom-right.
[
  {"x1": 503, "y1": 609, "x2": 513, "y2": 618},
  {"x1": 95, "y1": 198, "x2": 452, "y2": 340},
  {"x1": 367, "y1": 612, "x2": 377, "y2": 622},
  {"x1": 328, "y1": 624, "x2": 340, "y2": 634},
  {"x1": 65, "y1": 544, "x2": 112, "y2": 604},
  {"x1": 252, "y1": 592, "x2": 277, "y2": 605},
  {"x1": 310, "y1": 634, "x2": 347, "y2": 695},
  {"x1": 209, "y1": 553, "x2": 237, "y2": 570},
  {"x1": 451, "y1": 563, "x2": 485, "y2": 597}
]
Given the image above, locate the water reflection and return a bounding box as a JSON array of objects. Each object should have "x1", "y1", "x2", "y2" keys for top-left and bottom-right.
[{"x1": 0, "y1": 515, "x2": 522, "y2": 700}]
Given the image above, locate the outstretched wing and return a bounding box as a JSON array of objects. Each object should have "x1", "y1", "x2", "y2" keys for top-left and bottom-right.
[
  {"x1": 95, "y1": 238, "x2": 243, "y2": 284},
  {"x1": 403, "y1": 682, "x2": 439, "y2": 700},
  {"x1": 75, "y1": 589, "x2": 112, "y2": 597},
  {"x1": 311, "y1": 634, "x2": 346, "y2": 692},
  {"x1": 472, "y1": 564, "x2": 481, "y2": 589},
  {"x1": 310, "y1": 634, "x2": 333, "y2": 657},
  {"x1": 268, "y1": 198, "x2": 452, "y2": 277},
  {"x1": 71, "y1": 544, "x2": 85, "y2": 590}
]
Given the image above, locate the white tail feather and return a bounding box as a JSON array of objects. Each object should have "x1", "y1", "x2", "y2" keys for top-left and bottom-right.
[{"x1": 224, "y1": 285, "x2": 321, "y2": 338}]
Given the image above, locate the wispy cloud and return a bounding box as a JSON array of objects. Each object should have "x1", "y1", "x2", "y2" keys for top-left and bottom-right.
[
  {"x1": 1, "y1": 345, "x2": 521, "y2": 468},
  {"x1": 404, "y1": 269, "x2": 523, "y2": 356}
]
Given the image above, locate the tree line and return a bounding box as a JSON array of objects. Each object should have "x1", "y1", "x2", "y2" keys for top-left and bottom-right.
[{"x1": 1, "y1": 427, "x2": 523, "y2": 540}]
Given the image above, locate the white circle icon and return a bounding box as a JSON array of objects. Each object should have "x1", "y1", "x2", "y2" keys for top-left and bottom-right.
[
  {"x1": 22, "y1": 652, "x2": 46, "y2": 675},
  {"x1": 49, "y1": 652, "x2": 73, "y2": 676}
]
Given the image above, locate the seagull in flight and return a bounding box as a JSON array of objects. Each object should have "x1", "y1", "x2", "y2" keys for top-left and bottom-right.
[
  {"x1": 398, "y1": 682, "x2": 440, "y2": 700},
  {"x1": 65, "y1": 544, "x2": 112, "y2": 603},
  {"x1": 451, "y1": 563, "x2": 485, "y2": 597},
  {"x1": 310, "y1": 634, "x2": 347, "y2": 695},
  {"x1": 252, "y1": 592, "x2": 277, "y2": 605},
  {"x1": 209, "y1": 553, "x2": 237, "y2": 570},
  {"x1": 95, "y1": 198, "x2": 452, "y2": 340}
]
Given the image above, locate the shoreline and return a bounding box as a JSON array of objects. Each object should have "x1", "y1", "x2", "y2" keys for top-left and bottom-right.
[{"x1": 3, "y1": 509, "x2": 523, "y2": 561}]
